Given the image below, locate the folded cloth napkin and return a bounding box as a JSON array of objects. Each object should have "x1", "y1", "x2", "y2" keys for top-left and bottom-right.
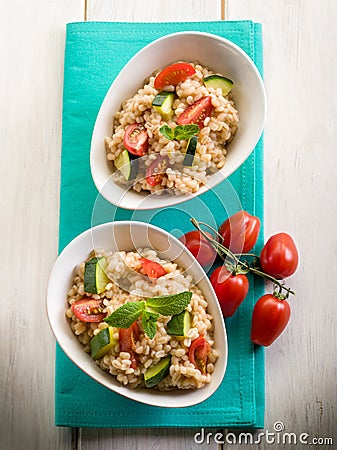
[{"x1": 56, "y1": 20, "x2": 265, "y2": 428}]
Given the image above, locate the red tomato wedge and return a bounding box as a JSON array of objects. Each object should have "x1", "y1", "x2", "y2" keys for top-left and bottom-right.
[
  {"x1": 123, "y1": 124, "x2": 148, "y2": 156},
  {"x1": 188, "y1": 336, "x2": 211, "y2": 375},
  {"x1": 177, "y1": 96, "x2": 213, "y2": 129},
  {"x1": 139, "y1": 257, "x2": 167, "y2": 279},
  {"x1": 219, "y1": 211, "x2": 261, "y2": 254},
  {"x1": 71, "y1": 298, "x2": 106, "y2": 323},
  {"x1": 119, "y1": 322, "x2": 140, "y2": 369},
  {"x1": 154, "y1": 62, "x2": 196, "y2": 90},
  {"x1": 145, "y1": 155, "x2": 169, "y2": 187}
]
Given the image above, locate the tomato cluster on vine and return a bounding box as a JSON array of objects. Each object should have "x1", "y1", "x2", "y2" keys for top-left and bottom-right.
[{"x1": 180, "y1": 212, "x2": 299, "y2": 347}]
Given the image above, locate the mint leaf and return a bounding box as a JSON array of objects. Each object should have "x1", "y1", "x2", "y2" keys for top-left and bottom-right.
[
  {"x1": 142, "y1": 310, "x2": 159, "y2": 339},
  {"x1": 160, "y1": 124, "x2": 199, "y2": 141},
  {"x1": 174, "y1": 124, "x2": 200, "y2": 140},
  {"x1": 146, "y1": 291, "x2": 192, "y2": 316},
  {"x1": 104, "y1": 301, "x2": 145, "y2": 328},
  {"x1": 160, "y1": 125, "x2": 175, "y2": 140},
  {"x1": 104, "y1": 292, "x2": 192, "y2": 334}
]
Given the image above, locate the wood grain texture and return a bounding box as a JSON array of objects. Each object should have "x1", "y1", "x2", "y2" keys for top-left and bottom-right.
[
  {"x1": 87, "y1": 0, "x2": 222, "y2": 21},
  {"x1": 0, "y1": 1, "x2": 83, "y2": 449},
  {"x1": 79, "y1": 428, "x2": 224, "y2": 450},
  {"x1": 225, "y1": 1, "x2": 337, "y2": 449},
  {"x1": 2, "y1": 0, "x2": 336, "y2": 449}
]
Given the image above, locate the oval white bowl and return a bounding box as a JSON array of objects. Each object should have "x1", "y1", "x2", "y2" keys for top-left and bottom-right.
[
  {"x1": 47, "y1": 221, "x2": 227, "y2": 408},
  {"x1": 90, "y1": 31, "x2": 266, "y2": 210}
]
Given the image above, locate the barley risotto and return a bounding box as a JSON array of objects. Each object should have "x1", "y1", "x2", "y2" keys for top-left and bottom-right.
[
  {"x1": 66, "y1": 248, "x2": 219, "y2": 390},
  {"x1": 105, "y1": 61, "x2": 239, "y2": 195}
]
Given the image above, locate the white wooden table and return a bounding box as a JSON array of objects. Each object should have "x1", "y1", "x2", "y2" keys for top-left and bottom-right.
[{"x1": 1, "y1": 1, "x2": 336, "y2": 449}]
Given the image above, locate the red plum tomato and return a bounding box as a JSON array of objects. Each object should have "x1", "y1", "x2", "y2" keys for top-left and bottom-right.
[
  {"x1": 218, "y1": 211, "x2": 260, "y2": 254},
  {"x1": 260, "y1": 233, "x2": 299, "y2": 279},
  {"x1": 251, "y1": 294, "x2": 291, "y2": 346},
  {"x1": 209, "y1": 266, "x2": 249, "y2": 317},
  {"x1": 179, "y1": 231, "x2": 217, "y2": 268}
]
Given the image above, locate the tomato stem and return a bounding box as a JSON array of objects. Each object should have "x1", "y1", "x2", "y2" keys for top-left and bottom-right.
[
  {"x1": 234, "y1": 252, "x2": 259, "y2": 259},
  {"x1": 190, "y1": 218, "x2": 238, "y2": 266},
  {"x1": 249, "y1": 266, "x2": 295, "y2": 296},
  {"x1": 190, "y1": 218, "x2": 295, "y2": 297}
]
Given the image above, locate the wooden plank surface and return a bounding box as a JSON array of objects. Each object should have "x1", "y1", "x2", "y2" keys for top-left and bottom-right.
[
  {"x1": 0, "y1": 1, "x2": 83, "y2": 450},
  {"x1": 1, "y1": 0, "x2": 336, "y2": 449},
  {"x1": 226, "y1": 1, "x2": 337, "y2": 449},
  {"x1": 87, "y1": 0, "x2": 222, "y2": 21}
]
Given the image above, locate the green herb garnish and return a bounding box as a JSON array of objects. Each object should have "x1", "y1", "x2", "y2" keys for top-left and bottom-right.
[
  {"x1": 160, "y1": 124, "x2": 199, "y2": 141},
  {"x1": 104, "y1": 291, "x2": 192, "y2": 339},
  {"x1": 104, "y1": 301, "x2": 145, "y2": 328},
  {"x1": 141, "y1": 310, "x2": 159, "y2": 339},
  {"x1": 174, "y1": 125, "x2": 199, "y2": 140},
  {"x1": 160, "y1": 125, "x2": 175, "y2": 140},
  {"x1": 146, "y1": 291, "x2": 192, "y2": 316}
]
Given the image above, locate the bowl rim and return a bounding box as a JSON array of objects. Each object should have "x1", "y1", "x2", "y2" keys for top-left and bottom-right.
[
  {"x1": 90, "y1": 31, "x2": 266, "y2": 210},
  {"x1": 47, "y1": 220, "x2": 228, "y2": 408}
]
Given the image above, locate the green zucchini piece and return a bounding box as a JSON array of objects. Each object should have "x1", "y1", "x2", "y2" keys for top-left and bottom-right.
[
  {"x1": 114, "y1": 149, "x2": 138, "y2": 181},
  {"x1": 84, "y1": 256, "x2": 109, "y2": 294},
  {"x1": 167, "y1": 310, "x2": 191, "y2": 337},
  {"x1": 183, "y1": 135, "x2": 198, "y2": 166},
  {"x1": 204, "y1": 75, "x2": 234, "y2": 96},
  {"x1": 144, "y1": 356, "x2": 171, "y2": 388},
  {"x1": 114, "y1": 149, "x2": 139, "y2": 181},
  {"x1": 152, "y1": 92, "x2": 175, "y2": 120},
  {"x1": 90, "y1": 327, "x2": 118, "y2": 360}
]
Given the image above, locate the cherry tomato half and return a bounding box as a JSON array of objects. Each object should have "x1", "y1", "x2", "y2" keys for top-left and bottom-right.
[
  {"x1": 179, "y1": 231, "x2": 217, "y2": 269},
  {"x1": 154, "y1": 62, "x2": 196, "y2": 90},
  {"x1": 71, "y1": 298, "x2": 106, "y2": 323},
  {"x1": 251, "y1": 294, "x2": 291, "y2": 346},
  {"x1": 123, "y1": 124, "x2": 148, "y2": 156},
  {"x1": 119, "y1": 322, "x2": 140, "y2": 369},
  {"x1": 260, "y1": 233, "x2": 299, "y2": 279},
  {"x1": 209, "y1": 266, "x2": 249, "y2": 317},
  {"x1": 139, "y1": 257, "x2": 167, "y2": 279},
  {"x1": 177, "y1": 96, "x2": 213, "y2": 129},
  {"x1": 188, "y1": 336, "x2": 210, "y2": 375},
  {"x1": 145, "y1": 155, "x2": 169, "y2": 187},
  {"x1": 218, "y1": 211, "x2": 261, "y2": 254}
]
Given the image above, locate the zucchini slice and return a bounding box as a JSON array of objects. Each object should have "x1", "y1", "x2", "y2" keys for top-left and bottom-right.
[
  {"x1": 167, "y1": 310, "x2": 191, "y2": 337},
  {"x1": 152, "y1": 92, "x2": 175, "y2": 120},
  {"x1": 204, "y1": 75, "x2": 234, "y2": 96},
  {"x1": 144, "y1": 356, "x2": 171, "y2": 388},
  {"x1": 114, "y1": 149, "x2": 139, "y2": 181},
  {"x1": 183, "y1": 135, "x2": 198, "y2": 166},
  {"x1": 90, "y1": 327, "x2": 118, "y2": 360},
  {"x1": 84, "y1": 256, "x2": 109, "y2": 294}
]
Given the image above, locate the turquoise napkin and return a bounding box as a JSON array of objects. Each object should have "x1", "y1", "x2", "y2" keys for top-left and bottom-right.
[{"x1": 56, "y1": 20, "x2": 265, "y2": 428}]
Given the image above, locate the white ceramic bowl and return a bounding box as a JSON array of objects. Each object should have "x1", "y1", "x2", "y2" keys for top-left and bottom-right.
[
  {"x1": 47, "y1": 221, "x2": 227, "y2": 408},
  {"x1": 90, "y1": 31, "x2": 266, "y2": 210}
]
